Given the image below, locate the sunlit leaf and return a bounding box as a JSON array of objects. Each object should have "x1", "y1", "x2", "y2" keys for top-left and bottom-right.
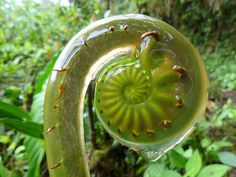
[
  {"x1": 144, "y1": 162, "x2": 165, "y2": 177},
  {"x1": 161, "y1": 170, "x2": 182, "y2": 177},
  {"x1": 218, "y1": 151, "x2": 236, "y2": 167},
  {"x1": 0, "y1": 101, "x2": 30, "y2": 120},
  {"x1": 197, "y1": 164, "x2": 231, "y2": 177},
  {"x1": 0, "y1": 118, "x2": 43, "y2": 139},
  {"x1": 24, "y1": 137, "x2": 44, "y2": 177},
  {"x1": 207, "y1": 141, "x2": 233, "y2": 151},
  {"x1": 0, "y1": 158, "x2": 9, "y2": 177},
  {"x1": 34, "y1": 54, "x2": 58, "y2": 94},
  {"x1": 168, "y1": 150, "x2": 186, "y2": 168},
  {"x1": 185, "y1": 150, "x2": 202, "y2": 177},
  {"x1": 24, "y1": 81, "x2": 46, "y2": 177}
]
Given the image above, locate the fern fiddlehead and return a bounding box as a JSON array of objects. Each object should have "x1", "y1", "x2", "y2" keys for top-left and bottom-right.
[{"x1": 44, "y1": 14, "x2": 208, "y2": 177}]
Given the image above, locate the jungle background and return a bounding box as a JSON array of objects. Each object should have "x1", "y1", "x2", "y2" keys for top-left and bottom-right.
[{"x1": 0, "y1": 0, "x2": 236, "y2": 177}]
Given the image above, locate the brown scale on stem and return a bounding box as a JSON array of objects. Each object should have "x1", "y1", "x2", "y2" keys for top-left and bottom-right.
[
  {"x1": 53, "y1": 67, "x2": 68, "y2": 72},
  {"x1": 176, "y1": 99, "x2": 184, "y2": 108},
  {"x1": 141, "y1": 31, "x2": 160, "y2": 41},
  {"x1": 53, "y1": 104, "x2": 58, "y2": 109},
  {"x1": 45, "y1": 123, "x2": 59, "y2": 134},
  {"x1": 50, "y1": 162, "x2": 62, "y2": 170},
  {"x1": 175, "y1": 95, "x2": 184, "y2": 108},
  {"x1": 83, "y1": 40, "x2": 89, "y2": 47},
  {"x1": 132, "y1": 129, "x2": 139, "y2": 137},
  {"x1": 162, "y1": 120, "x2": 172, "y2": 128},
  {"x1": 109, "y1": 26, "x2": 115, "y2": 32},
  {"x1": 124, "y1": 25, "x2": 128, "y2": 31},
  {"x1": 117, "y1": 127, "x2": 122, "y2": 134},
  {"x1": 172, "y1": 65, "x2": 186, "y2": 77},
  {"x1": 56, "y1": 83, "x2": 63, "y2": 100},
  {"x1": 45, "y1": 126, "x2": 56, "y2": 134},
  {"x1": 107, "y1": 120, "x2": 111, "y2": 126},
  {"x1": 147, "y1": 129, "x2": 155, "y2": 137},
  {"x1": 194, "y1": 121, "x2": 200, "y2": 128}
]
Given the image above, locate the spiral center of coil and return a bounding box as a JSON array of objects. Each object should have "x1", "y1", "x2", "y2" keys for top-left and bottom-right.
[{"x1": 121, "y1": 69, "x2": 152, "y2": 104}]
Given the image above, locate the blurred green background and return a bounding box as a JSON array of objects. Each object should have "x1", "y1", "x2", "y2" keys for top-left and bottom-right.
[{"x1": 0, "y1": 0, "x2": 236, "y2": 177}]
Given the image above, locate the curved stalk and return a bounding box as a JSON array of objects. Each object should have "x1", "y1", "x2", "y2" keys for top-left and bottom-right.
[{"x1": 44, "y1": 14, "x2": 208, "y2": 177}]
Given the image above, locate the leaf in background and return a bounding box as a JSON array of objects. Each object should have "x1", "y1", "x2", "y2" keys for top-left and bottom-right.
[
  {"x1": 10, "y1": 169, "x2": 22, "y2": 177},
  {"x1": 24, "y1": 78, "x2": 47, "y2": 177},
  {"x1": 161, "y1": 170, "x2": 182, "y2": 177},
  {"x1": 0, "y1": 158, "x2": 9, "y2": 177},
  {"x1": 0, "y1": 118, "x2": 43, "y2": 139},
  {"x1": 136, "y1": 164, "x2": 148, "y2": 176},
  {"x1": 185, "y1": 150, "x2": 202, "y2": 177},
  {"x1": 144, "y1": 162, "x2": 165, "y2": 177},
  {"x1": 168, "y1": 150, "x2": 186, "y2": 168},
  {"x1": 34, "y1": 54, "x2": 58, "y2": 94},
  {"x1": 207, "y1": 141, "x2": 233, "y2": 152},
  {"x1": 197, "y1": 164, "x2": 231, "y2": 177},
  {"x1": 23, "y1": 43, "x2": 56, "y2": 176},
  {"x1": 218, "y1": 151, "x2": 236, "y2": 167},
  {"x1": 200, "y1": 137, "x2": 211, "y2": 148},
  {"x1": 24, "y1": 137, "x2": 44, "y2": 177},
  {"x1": 0, "y1": 101, "x2": 30, "y2": 120},
  {"x1": 144, "y1": 162, "x2": 182, "y2": 177}
]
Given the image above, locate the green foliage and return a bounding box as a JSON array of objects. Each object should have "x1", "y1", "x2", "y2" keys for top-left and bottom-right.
[
  {"x1": 185, "y1": 150, "x2": 202, "y2": 177},
  {"x1": 144, "y1": 162, "x2": 182, "y2": 177},
  {"x1": 0, "y1": 0, "x2": 90, "y2": 105},
  {"x1": 204, "y1": 46, "x2": 236, "y2": 91},
  {"x1": 24, "y1": 85, "x2": 46, "y2": 177},
  {"x1": 0, "y1": 158, "x2": 9, "y2": 177},
  {"x1": 197, "y1": 164, "x2": 231, "y2": 177},
  {"x1": 0, "y1": 101, "x2": 30, "y2": 120},
  {"x1": 168, "y1": 150, "x2": 186, "y2": 168},
  {"x1": 218, "y1": 152, "x2": 236, "y2": 168},
  {"x1": 24, "y1": 137, "x2": 44, "y2": 177},
  {"x1": 0, "y1": 118, "x2": 43, "y2": 139},
  {"x1": 0, "y1": 130, "x2": 26, "y2": 176},
  {"x1": 0, "y1": 101, "x2": 43, "y2": 138}
]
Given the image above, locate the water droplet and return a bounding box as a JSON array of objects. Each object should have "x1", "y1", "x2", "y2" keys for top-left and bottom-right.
[{"x1": 140, "y1": 149, "x2": 164, "y2": 161}]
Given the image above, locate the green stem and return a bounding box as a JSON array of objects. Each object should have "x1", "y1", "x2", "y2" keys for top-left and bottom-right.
[
  {"x1": 87, "y1": 81, "x2": 97, "y2": 149},
  {"x1": 44, "y1": 14, "x2": 146, "y2": 177},
  {"x1": 44, "y1": 14, "x2": 208, "y2": 177}
]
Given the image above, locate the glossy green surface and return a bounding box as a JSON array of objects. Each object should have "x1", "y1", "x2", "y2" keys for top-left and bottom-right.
[{"x1": 44, "y1": 14, "x2": 208, "y2": 177}]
